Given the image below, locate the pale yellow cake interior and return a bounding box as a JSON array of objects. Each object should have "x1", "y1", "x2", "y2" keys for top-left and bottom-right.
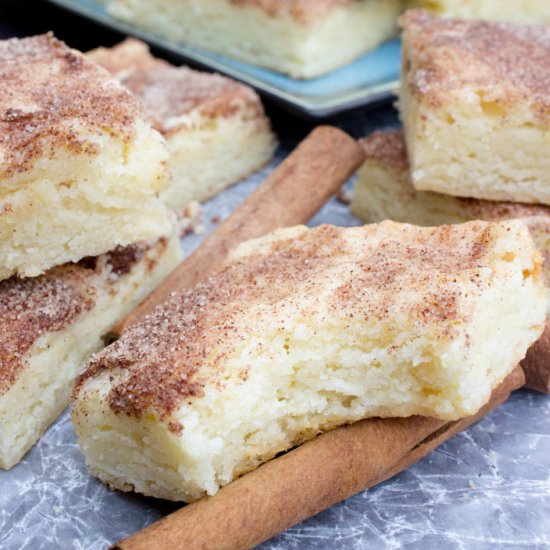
[
  {"x1": 161, "y1": 107, "x2": 276, "y2": 212},
  {"x1": 0, "y1": 120, "x2": 174, "y2": 279},
  {"x1": 107, "y1": 0, "x2": 400, "y2": 78},
  {"x1": 401, "y1": 81, "x2": 550, "y2": 205}
]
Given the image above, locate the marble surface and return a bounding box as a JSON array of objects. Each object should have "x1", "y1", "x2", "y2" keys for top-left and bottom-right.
[{"x1": 1, "y1": 152, "x2": 549, "y2": 550}]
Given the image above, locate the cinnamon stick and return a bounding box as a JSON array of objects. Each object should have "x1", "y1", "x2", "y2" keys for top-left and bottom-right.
[
  {"x1": 112, "y1": 367, "x2": 524, "y2": 550},
  {"x1": 521, "y1": 321, "x2": 550, "y2": 393},
  {"x1": 370, "y1": 366, "x2": 525, "y2": 487},
  {"x1": 113, "y1": 125, "x2": 365, "y2": 336}
]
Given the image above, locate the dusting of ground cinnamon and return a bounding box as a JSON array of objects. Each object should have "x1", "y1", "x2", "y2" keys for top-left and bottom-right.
[
  {"x1": 78, "y1": 243, "x2": 150, "y2": 278},
  {"x1": 106, "y1": 244, "x2": 146, "y2": 277},
  {"x1": 0, "y1": 241, "x2": 160, "y2": 396},
  {"x1": 87, "y1": 38, "x2": 166, "y2": 76},
  {"x1": 124, "y1": 66, "x2": 262, "y2": 134},
  {"x1": 360, "y1": 130, "x2": 409, "y2": 172},
  {"x1": 461, "y1": 199, "x2": 550, "y2": 222},
  {"x1": 0, "y1": 265, "x2": 95, "y2": 396},
  {"x1": 89, "y1": 39, "x2": 268, "y2": 136},
  {"x1": 401, "y1": 10, "x2": 550, "y2": 118},
  {"x1": 168, "y1": 421, "x2": 184, "y2": 434},
  {"x1": 0, "y1": 33, "x2": 141, "y2": 179},
  {"x1": 75, "y1": 221, "x2": 517, "y2": 420}
]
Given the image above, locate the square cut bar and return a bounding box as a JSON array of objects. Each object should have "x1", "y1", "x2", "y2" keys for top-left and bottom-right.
[
  {"x1": 106, "y1": 0, "x2": 401, "y2": 78},
  {"x1": 406, "y1": 1, "x2": 550, "y2": 25},
  {"x1": 400, "y1": 10, "x2": 550, "y2": 205},
  {"x1": 0, "y1": 34, "x2": 173, "y2": 280},
  {"x1": 72, "y1": 221, "x2": 546, "y2": 502},
  {"x1": 88, "y1": 39, "x2": 277, "y2": 214},
  {"x1": 0, "y1": 234, "x2": 182, "y2": 470}
]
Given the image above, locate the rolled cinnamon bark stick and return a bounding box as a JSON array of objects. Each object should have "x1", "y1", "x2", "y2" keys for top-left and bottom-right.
[
  {"x1": 114, "y1": 125, "x2": 365, "y2": 336},
  {"x1": 112, "y1": 367, "x2": 524, "y2": 550}
]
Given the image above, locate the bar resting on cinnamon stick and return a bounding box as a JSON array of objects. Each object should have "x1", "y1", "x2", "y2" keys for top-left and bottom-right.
[
  {"x1": 111, "y1": 367, "x2": 525, "y2": 550},
  {"x1": 72, "y1": 220, "x2": 546, "y2": 503}
]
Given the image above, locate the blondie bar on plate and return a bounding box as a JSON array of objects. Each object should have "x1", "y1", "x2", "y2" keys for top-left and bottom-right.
[
  {"x1": 400, "y1": 10, "x2": 550, "y2": 205},
  {"x1": 72, "y1": 221, "x2": 545, "y2": 502},
  {"x1": 106, "y1": 0, "x2": 401, "y2": 78},
  {"x1": 88, "y1": 39, "x2": 276, "y2": 214},
  {"x1": 0, "y1": 34, "x2": 173, "y2": 280}
]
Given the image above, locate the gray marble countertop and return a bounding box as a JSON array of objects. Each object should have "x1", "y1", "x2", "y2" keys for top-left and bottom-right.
[{"x1": 1, "y1": 154, "x2": 549, "y2": 550}]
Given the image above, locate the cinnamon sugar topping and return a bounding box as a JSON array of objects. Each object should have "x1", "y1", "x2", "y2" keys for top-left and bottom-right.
[
  {"x1": 401, "y1": 10, "x2": 550, "y2": 117},
  {"x1": 88, "y1": 39, "x2": 265, "y2": 135},
  {"x1": 76, "y1": 221, "x2": 515, "y2": 419},
  {"x1": 0, "y1": 266, "x2": 95, "y2": 395},
  {"x1": 0, "y1": 243, "x2": 157, "y2": 396},
  {"x1": 86, "y1": 38, "x2": 165, "y2": 77},
  {"x1": 0, "y1": 33, "x2": 141, "y2": 178},
  {"x1": 124, "y1": 66, "x2": 261, "y2": 134}
]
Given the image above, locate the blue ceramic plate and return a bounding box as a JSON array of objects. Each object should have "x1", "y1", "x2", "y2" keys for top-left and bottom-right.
[{"x1": 46, "y1": 0, "x2": 400, "y2": 118}]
